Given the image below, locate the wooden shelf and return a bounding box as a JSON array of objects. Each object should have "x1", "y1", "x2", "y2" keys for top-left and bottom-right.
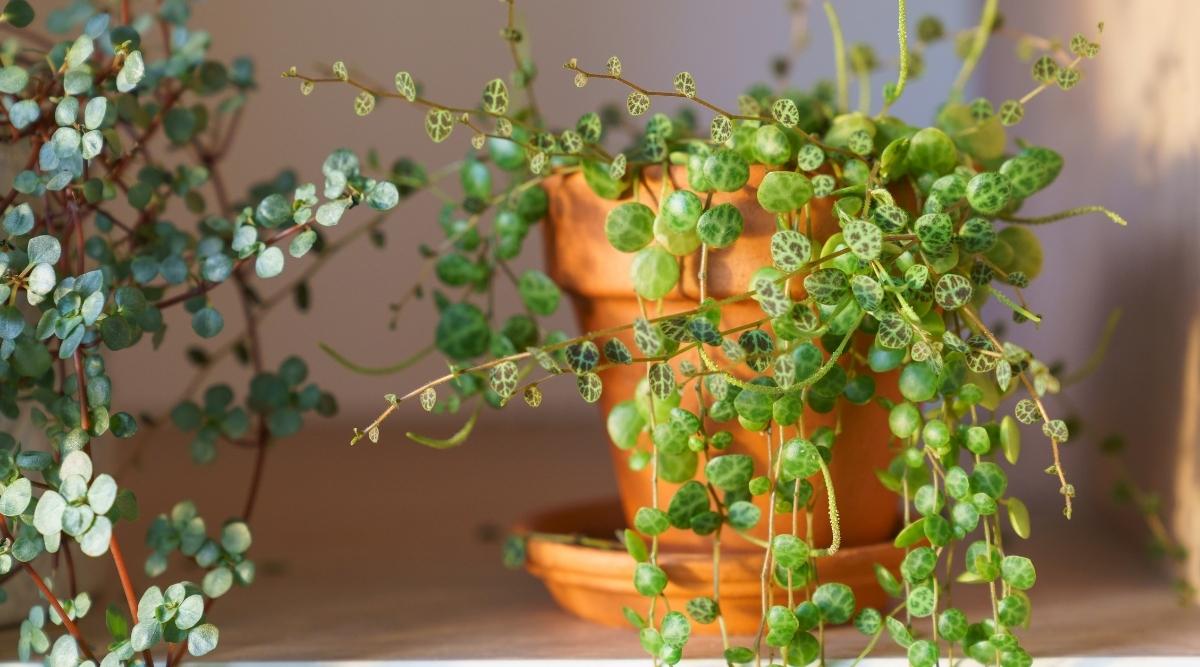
[{"x1": 3, "y1": 421, "x2": 1197, "y2": 659}]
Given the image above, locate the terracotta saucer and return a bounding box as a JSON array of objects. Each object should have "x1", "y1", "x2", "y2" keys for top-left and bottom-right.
[{"x1": 517, "y1": 498, "x2": 902, "y2": 635}]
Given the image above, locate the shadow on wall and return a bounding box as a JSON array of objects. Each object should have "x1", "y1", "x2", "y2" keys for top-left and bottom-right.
[{"x1": 985, "y1": 0, "x2": 1199, "y2": 586}]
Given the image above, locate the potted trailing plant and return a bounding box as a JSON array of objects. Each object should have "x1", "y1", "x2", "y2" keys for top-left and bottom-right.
[
  {"x1": 0, "y1": 0, "x2": 404, "y2": 663},
  {"x1": 282, "y1": 0, "x2": 1132, "y2": 665}
]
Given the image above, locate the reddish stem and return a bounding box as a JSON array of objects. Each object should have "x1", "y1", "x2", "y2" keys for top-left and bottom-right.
[
  {"x1": 0, "y1": 518, "x2": 96, "y2": 661},
  {"x1": 110, "y1": 534, "x2": 155, "y2": 667}
]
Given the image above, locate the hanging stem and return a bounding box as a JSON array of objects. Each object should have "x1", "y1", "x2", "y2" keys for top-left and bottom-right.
[
  {"x1": 823, "y1": 2, "x2": 849, "y2": 112},
  {"x1": 1001, "y1": 204, "x2": 1128, "y2": 226},
  {"x1": 951, "y1": 0, "x2": 998, "y2": 101},
  {"x1": 810, "y1": 458, "x2": 841, "y2": 557},
  {"x1": 883, "y1": 0, "x2": 910, "y2": 112}
]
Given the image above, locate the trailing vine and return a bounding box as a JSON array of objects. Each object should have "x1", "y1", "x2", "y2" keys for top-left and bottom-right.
[{"x1": 281, "y1": 2, "x2": 1146, "y2": 666}]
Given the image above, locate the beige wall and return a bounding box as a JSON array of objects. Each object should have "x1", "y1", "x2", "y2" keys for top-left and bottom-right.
[{"x1": 985, "y1": 0, "x2": 1199, "y2": 579}]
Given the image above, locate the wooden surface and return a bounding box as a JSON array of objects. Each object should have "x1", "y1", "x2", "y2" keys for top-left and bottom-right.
[{"x1": 2, "y1": 418, "x2": 1198, "y2": 660}]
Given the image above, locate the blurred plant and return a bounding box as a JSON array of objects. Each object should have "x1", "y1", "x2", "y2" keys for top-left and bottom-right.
[
  {"x1": 284, "y1": 0, "x2": 1135, "y2": 665},
  {"x1": 0, "y1": 0, "x2": 410, "y2": 663},
  {"x1": 1100, "y1": 434, "x2": 1197, "y2": 605}
]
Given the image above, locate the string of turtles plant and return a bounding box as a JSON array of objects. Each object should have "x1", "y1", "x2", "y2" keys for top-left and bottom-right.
[
  {"x1": 288, "y1": 1, "x2": 1131, "y2": 665},
  {"x1": 0, "y1": 0, "x2": 416, "y2": 664}
]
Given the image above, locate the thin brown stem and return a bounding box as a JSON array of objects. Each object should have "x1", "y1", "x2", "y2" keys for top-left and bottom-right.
[{"x1": 0, "y1": 518, "x2": 96, "y2": 661}]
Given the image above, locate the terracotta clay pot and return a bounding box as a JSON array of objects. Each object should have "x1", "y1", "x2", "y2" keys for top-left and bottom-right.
[{"x1": 532, "y1": 165, "x2": 902, "y2": 633}]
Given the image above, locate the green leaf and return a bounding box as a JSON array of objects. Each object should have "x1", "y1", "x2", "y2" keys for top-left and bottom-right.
[
  {"x1": 315, "y1": 199, "x2": 348, "y2": 226},
  {"x1": 582, "y1": 158, "x2": 626, "y2": 199},
  {"x1": 875, "y1": 563, "x2": 903, "y2": 597},
  {"x1": 772, "y1": 534, "x2": 810, "y2": 570},
  {"x1": 630, "y1": 246, "x2": 679, "y2": 300},
  {"x1": 27, "y1": 235, "x2": 61, "y2": 265},
  {"x1": 604, "y1": 202, "x2": 655, "y2": 253},
  {"x1": 0, "y1": 477, "x2": 31, "y2": 516},
  {"x1": 3, "y1": 202, "x2": 33, "y2": 235},
  {"x1": 517, "y1": 270, "x2": 560, "y2": 316},
  {"x1": 289, "y1": 229, "x2": 317, "y2": 258},
  {"x1": 727, "y1": 500, "x2": 760, "y2": 530},
  {"x1": 812, "y1": 582, "x2": 856, "y2": 624},
  {"x1": 1, "y1": 1, "x2": 33, "y2": 28},
  {"x1": 803, "y1": 268, "x2": 848, "y2": 305},
  {"x1": 424, "y1": 108, "x2": 455, "y2": 143},
  {"x1": 710, "y1": 115, "x2": 732, "y2": 143},
  {"x1": 221, "y1": 521, "x2": 252, "y2": 553},
  {"x1": 633, "y1": 562, "x2": 667, "y2": 596},
  {"x1": 666, "y1": 481, "x2": 709, "y2": 529},
  {"x1": 435, "y1": 303, "x2": 489, "y2": 360},
  {"x1": 661, "y1": 610, "x2": 690, "y2": 647},
  {"x1": 353, "y1": 90, "x2": 376, "y2": 116},
  {"x1": 576, "y1": 372, "x2": 603, "y2": 403},
  {"x1": 191, "y1": 307, "x2": 224, "y2": 339},
  {"x1": 187, "y1": 623, "x2": 219, "y2": 657},
  {"x1": 626, "y1": 91, "x2": 650, "y2": 116},
  {"x1": 624, "y1": 528, "x2": 648, "y2": 563},
  {"x1": 757, "y1": 171, "x2": 813, "y2": 213},
  {"x1": 705, "y1": 454, "x2": 754, "y2": 491},
  {"x1": 0, "y1": 65, "x2": 28, "y2": 94},
  {"x1": 771, "y1": 98, "x2": 799, "y2": 126},
  {"x1": 893, "y1": 517, "x2": 927, "y2": 548},
  {"x1": 0, "y1": 306, "x2": 24, "y2": 339},
  {"x1": 203, "y1": 566, "x2": 233, "y2": 598},
  {"x1": 9, "y1": 99, "x2": 39, "y2": 129},
  {"x1": 1000, "y1": 415, "x2": 1021, "y2": 464},
  {"x1": 175, "y1": 594, "x2": 204, "y2": 630},
  {"x1": 907, "y1": 584, "x2": 935, "y2": 617},
  {"x1": 79, "y1": 516, "x2": 112, "y2": 556},
  {"x1": 842, "y1": 222, "x2": 880, "y2": 264},
  {"x1": 1001, "y1": 555, "x2": 1036, "y2": 590},
  {"x1": 367, "y1": 181, "x2": 399, "y2": 210},
  {"x1": 725, "y1": 647, "x2": 755, "y2": 664},
  {"x1": 647, "y1": 362, "x2": 675, "y2": 399},
  {"x1": 66, "y1": 35, "x2": 94, "y2": 69},
  {"x1": 696, "y1": 203, "x2": 743, "y2": 249},
  {"x1": 769, "y1": 230, "x2": 812, "y2": 272},
  {"x1": 1007, "y1": 497, "x2": 1031, "y2": 539},
  {"x1": 87, "y1": 474, "x2": 117, "y2": 514},
  {"x1": 900, "y1": 546, "x2": 937, "y2": 583},
  {"x1": 780, "y1": 438, "x2": 820, "y2": 479},
  {"x1": 634, "y1": 507, "x2": 669, "y2": 536},
  {"x1": 164, "y1": 108, "x2": 198, "y2": 144},
  {"x1": 703, "y1": 149, "x2": 750, "y2": 192},
  {"x1": 488, "y1": 361, "x2": 519, "y2": 400},
  {"x1": 256, "y1": 193, "x2": 291, "y2": 227},
  {"x1": 686, "y1": 597, "x2": 719, "y2": 624},
  {"x1": 255, "y1": 247, "x2": 285, "y2": 278},
  {"x1": 34, "y1": 490, "x2": 65, "y2": 535},
  {"x1": 603, "y1": 338, "x2": 633, "y2": 365},
  {"x1": 394, "y1": 71, "x2": 416, "y2": 101},
  {"x1": 131, "y1": 620, "x2": 161, "y2": 651},
  {"x1": 482, "y1": 78, "x2": 509, "y2": 114},
  {"x1": 934, "y1": 273, "x2": 973, "y2": 310}
]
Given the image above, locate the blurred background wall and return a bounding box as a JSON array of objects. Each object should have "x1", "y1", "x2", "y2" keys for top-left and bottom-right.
[{"x1": 87, "y1": 1, "x2": 1194, "y2": 580}]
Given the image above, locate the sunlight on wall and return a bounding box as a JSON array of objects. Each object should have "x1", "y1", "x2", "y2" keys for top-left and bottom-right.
[{"x1": 1091, "y1": 2, "x2": 1200, "y2": 193}]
